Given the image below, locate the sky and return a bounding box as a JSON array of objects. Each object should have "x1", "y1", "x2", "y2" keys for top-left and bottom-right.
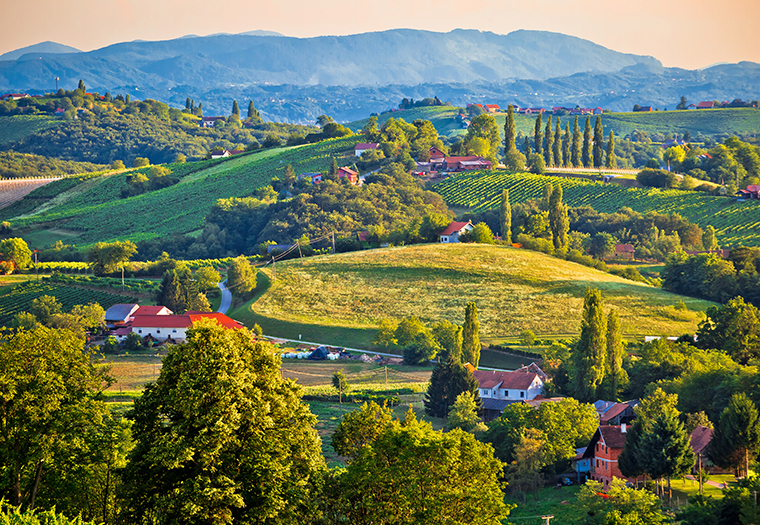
[{"x1": 2, "y1": 0, "x2": 758, "y2": 70}]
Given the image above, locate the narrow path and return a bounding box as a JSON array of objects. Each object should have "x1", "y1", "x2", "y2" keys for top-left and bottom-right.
[{"x1": 217, "y1": 279, "x2": 232, "y2": 314}]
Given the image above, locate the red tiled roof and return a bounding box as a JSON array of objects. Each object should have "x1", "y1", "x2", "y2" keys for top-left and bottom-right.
[
  {"x1": 473, "y1": 369, "x2": 539, "y2": 390},
  {"x1": 485, "y1": 104, "x2": 500, "y2": 109},
  {"x1": 697, "y1": 101, "x2": 714, "y2": 108},
  {"x1": 355, "y1": 143, "x2": 379, "y2": 150},
  {"x1": 132, "y1": 312, "x2": 240, "y2": 330},
  {"x1": 746, "y1": 185, "x2": 760, "y2": 193},
  {"x1": 440, "y1": 221, "x2": 472, "y2": 236},
  {"x1": 615, "y1": 244, "x2": 635, "y2": 253},
  {"x1": 599, "y1": 402, "x2": 630, "y2": 422},
  {"x1": 133, "y1": 305, "x2": 172, "y2": 316},
  {"x1": 689, "y1": 425, "x2": 713, "y2": 455},
  {"x1": 338, "y1": 167, "x2": 358, "y2": 176},
  {"x1": 598, "y1": 425, "x2": 628, "y2": 449}
]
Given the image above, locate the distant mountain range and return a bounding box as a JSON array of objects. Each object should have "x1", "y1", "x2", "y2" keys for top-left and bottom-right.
[
  {"x1": 0, "y1": 41, "x2": 81, "y2": 62},
  {"x1": 0, "y1": 29, "x2": 758, "y2": 123}
]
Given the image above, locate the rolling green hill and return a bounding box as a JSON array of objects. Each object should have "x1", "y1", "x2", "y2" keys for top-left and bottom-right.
[
  {"x1": 434, "y1": 170, "x2": 760, "y2": 247},
  {"x1": 232, "y1": 243, "x2": 713, "y2": 345},
  {"x1": 7, "y1": 136, "x2": 361, "y2": 245},
  {"x1": 348, "y1": 106, "x2": 760, "y2": 140}
]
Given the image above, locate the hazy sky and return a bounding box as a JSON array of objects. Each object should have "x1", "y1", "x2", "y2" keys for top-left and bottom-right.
[{"x1": 2, "y1": 0, "x2": 758, "y2": 70}]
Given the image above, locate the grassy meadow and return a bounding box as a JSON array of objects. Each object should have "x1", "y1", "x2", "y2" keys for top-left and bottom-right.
[
  {"x1": 0, "y1": 115, "x2": 61, "y2": 146},
  {"x1": 237, "y1": 244, "x2": 712, "y2": 342}
]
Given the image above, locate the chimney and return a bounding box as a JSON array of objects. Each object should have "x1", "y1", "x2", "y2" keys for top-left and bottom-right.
[{"x1": 621, "y1": 423, "x2": 627, "y2": 433}]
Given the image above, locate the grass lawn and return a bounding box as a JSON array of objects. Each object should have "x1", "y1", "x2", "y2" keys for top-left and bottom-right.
[
  {"x1": 100, "y1": 354, "x2": 163, "y2": 392},
  {"x1": 670, "y1": 474, "x2": 737, "y2": 504},
  {"x1": 280, "y1": 359, "x2": 433, "y2": 386},
  {"x1": 239, "y1": 244, "x2": 712, "y2": 344},
  {"x1": 505, "y1": 485, "x2": 586, "y2": 524}
]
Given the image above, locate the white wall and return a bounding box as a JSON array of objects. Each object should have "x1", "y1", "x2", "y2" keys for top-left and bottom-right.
[{"x1": 132, "y1": 326, "x2": 187, "y2": 341}]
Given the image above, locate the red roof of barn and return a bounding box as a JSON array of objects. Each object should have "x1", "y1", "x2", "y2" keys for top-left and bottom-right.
[
  {"x1": 440, "y1": 221, "x2": 472, "y2": 236},
  {"x1": 689, "y1": 425, "x2": 713, "y2": 455},
  {"x1": 697, "y1": 101, "x2": 714, "y2": 108},
  {"x1": 473, "y1": 369, "x2": 539, "y2": 390},
  {"x1": 615, "y1": 244, "x2": 635, "y2": 253},
  {"x1": 133, "y1": 305, "x2": 173, "y2": 317},
  {"x1": 338, "y1": 167, "x2": 358, "y2": 176},
  {"x1": 132, "y1": 312, "x2": 240, "y2": 330}
]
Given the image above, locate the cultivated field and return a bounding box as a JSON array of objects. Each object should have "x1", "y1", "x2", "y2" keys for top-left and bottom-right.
[
  {"x1": 0, "y1": 178, "x2": 60, "y2": 209},
  {"x1": 240, "y1": 244, "x2": 712, "y2": 341},
  {"x1": 7, "y1": 136, "x2": 360, "y2": 245},
  {"x1": 434, "y1": 170, "x2": 760, "y2": 247},
  {"x1": 0, "y1": 115, "x2": 61, "y2": 146}
]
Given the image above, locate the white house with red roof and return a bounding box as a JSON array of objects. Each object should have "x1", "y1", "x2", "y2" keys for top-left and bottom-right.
[
  {"x1": 484, "y1": 104, "x2": 500, "y2": 113},
  {"x1": 473, "y1": 369, "x2": 544, "y2": 421},
  {"x1": 697, "y1": 101, "x2": 715, "y2": 109},
  {"x1": 439, "y1": 221, "x2": 474, "y2": 243},
  {"x1": 131, "y1": 312, "x2": 242, "y2": 342},
  {"x1": 354, "y1": 143, "x2": 380, "y2": 157}
]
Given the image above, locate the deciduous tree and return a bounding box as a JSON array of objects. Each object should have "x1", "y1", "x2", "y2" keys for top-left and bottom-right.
[
  {"x1": 606, "y1": 130, "x2": 616, "y2": 168},
  {"x1": 462, "y1": 302, "x2": 480, "y2": 368},
  {"x1": 226, "y1": 256, "x2": 256, "y2": 294},
  {"x1": 543, "y1": 115, "x2": 554, "y2": 167},
  {"x1": 500, "y1": 189, "x2": 512, "y2": 244},
  {"x1": 548, "y1": 184, "x2": 569, "y2": 250},
  {"x1": 86, "y1": 240, "x2": 137, "y2": 276},
  {"x1": 572, "y1": 116, "x2": 582, "y2": 167},
  {"x1": 593, "y1": 115, "x2": 604, "y2": 168},
  {"x1": 119, "y1": 320, "x2": 325, "y2": 524},
  {"x1": 709, "y1": 392, "x2": 760, "y2": 477}
]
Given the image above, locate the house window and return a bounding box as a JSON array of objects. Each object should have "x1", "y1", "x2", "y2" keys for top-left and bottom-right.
[
  {"x1": 492, "y1": 390, "x2": 496, "y2": 396},
  {"x1": 172, "y1": 329, "x2": 177, "y2": 333},
  {"x1": 520, "y1": 391, "x2": 525, "y2": 398},
  {"x1": 138, "y1": 329, "x2": 142, "y2": 334},
  {"x1": 157, "y1": 329, "x2": 161, "y2": 333}
]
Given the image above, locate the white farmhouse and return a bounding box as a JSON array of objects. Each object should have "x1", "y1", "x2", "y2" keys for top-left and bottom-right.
[
  {"x1": 473, "y1": 369, "x2": 544, "y2": 421},
  {"x1": 439, "y1": 221, "x2": 474, "y2": 243},
  {"x1": 131, "y1": 312, "x2": 242, "y2": 342}
]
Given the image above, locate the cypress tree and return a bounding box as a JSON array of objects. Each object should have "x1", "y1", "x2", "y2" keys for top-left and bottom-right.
[
  {"x1": 542, "y1": 182, "x2": 553, "y2": 211},
  {"x1": 582, "y1": 116, "x2": 592, "y2": 168},
  {"x1": 462, "y1": 302, "x2": 480, "y2": 369},
  {"x1": 424, "y1": 354, "x2": 480, "y2": 418},
  {"x1": 504, "y1": 104, "x2": 516, "y2": 156},
  {"x1": 247, "y1": 101, "x2": 254, "y2": 118},
  {"x1": 548, "y1": 184, "x2": 569, "y2": 250},
  {"x1": 78, "y1": 79, "x2": 86, "y2": 92},
  {"x1": 329, "y1": 157, "x2": 339, "y2": 176},
  {"x1": 572, "y1": 116, "x2": 582, "y2": 167},
  {"x1": 197, "y1": 102, "x2": 203, "y2": 117},
  {"x1": 571, "y1": 288, "x2": 607, "y2": 402},
  {"x1": 500, "y1": 189, "x2": 511, "y2": 244},
  {"x1": 185, "y1": 97, "x2": 191, "y2": 110},
  {"x1": 524, "y1": 135, "x2": 532, "y2": 156},
  {"x1": 606, "y1": 309, "x2": 624, "y2": 400},
  {"x1": 126, "y1": 94, "x2": 131, "y2": 104},
  {"x1": 562, "y1": 122, "x2": 571, "y2": 167},
  {"x1": 605, "y1": 130, "x2": 616, "y2": 168},
  {"x1": 543, "y1": 115, "x2": 553, "y2": 167},
  {"x1": 553, "y1": 119, "x2": 562, "y2": 167},
  {"x1": 232, "y1": 100, "x2": 240, "y2": 116},
  {"x1": 593, "y1": 115, "x2": 604, "y2": 168},
  {"x1": 191, "y1": 99, "x2": 195, "y2": 110},
  {"x1": 534, "y1": 113, "x2": 543, "y2": 157}
]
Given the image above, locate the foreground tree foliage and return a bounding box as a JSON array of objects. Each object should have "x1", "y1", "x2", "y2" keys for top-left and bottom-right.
[
  {"x1": 0, "y1": 502, "x2": 98, "y2": 525},
  {"x1": 0, "y1": 326, "x2": 117, "y2": 517},
  {"x1": 324, "y1": 408, "x2": 511, "y2": 524},
  {"x1": 119, "y1": 319, "x2": 325, "y2": 524},
  {"x1": 576, "y1": 478, "x2": 666, "y2": 525},
  {"x1": 709, "y1": 392, "x2": 760, "y2": 477}
]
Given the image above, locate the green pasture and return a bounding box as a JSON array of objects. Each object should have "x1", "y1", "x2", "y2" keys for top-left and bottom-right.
[{"x1": 238, "y1": 244, "x2": 711, "y2": 341}]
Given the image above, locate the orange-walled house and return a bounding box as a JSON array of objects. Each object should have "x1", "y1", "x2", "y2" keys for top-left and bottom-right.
[{"x1": 583, "y1": 424, "x2": 633, "y2": 490}]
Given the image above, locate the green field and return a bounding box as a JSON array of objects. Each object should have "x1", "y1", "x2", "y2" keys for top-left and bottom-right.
[
  {"x1": 0, "y1": 280, "x2": 137, "y2": 327},
  {"x1": 6, "y1": 136, "x2": 360, "y2": 245},
  {"x1": 233, "y1": 244, "x2": 712, "y2": 343},
  {"x1": 434, "y1": 170, "x2": 760, "y2": 246},
  {"x1": 0, "y1": 115, "x2": 61, "y2": 146},
  {"x1": 348, "y1": 106, "x2": 466, "y2": 137}
]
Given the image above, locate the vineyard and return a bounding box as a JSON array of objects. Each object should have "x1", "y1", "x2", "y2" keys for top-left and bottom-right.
[
  {"x1": 8, "y1": 137, "x2": 360, "y2": 245},
  {"x1": 0, "y1": 178, "x2": 60, "y2": 210},
  {"x1": 434, "y1": 170, "x2": 760, "y2": 246},
  {"x1": 0, "y1": 280, "x2": 136, "y2": 327},
  {"x1": 0, "y1": 115, "x2": 61, "y2": 146}
]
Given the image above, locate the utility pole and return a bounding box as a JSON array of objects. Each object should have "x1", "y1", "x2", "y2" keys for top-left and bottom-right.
[
  {"x1": 332, "y1": 231, "x2": 336, "y2": 254},
  {"x1": 121, "y1": 262, "x2": 125, "y2": 292},
  {"x1": 272, "y1": 258, "x2": 276, "y2": 284},
  {"x1": 34, "y1": 249, "x2": 38, "y2": 282},
  {"x1": 297, "y1": 241, "x2": 303, "y2": 264}
]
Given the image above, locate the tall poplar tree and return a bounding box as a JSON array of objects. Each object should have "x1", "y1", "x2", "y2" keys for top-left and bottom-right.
[
  {"x1": 582, "y1": 116, "x2": 592, "y2": 168},
  {"x1": 524, "y1": 135, "x2": 532, "y2": 156},
  {"x1": 571, "y1": 288, "x2": 607, "y2": 402},
  {"x1": 500, "y1": 189, "x2": 511, "y2": 244},
  {"x1": 424, "y1": 353, "x2": 480, "y2": 418},
  {"x1": 548, "y1": 184, "x2": 568, "y2": 250},
  {"x1": 231, "y1": 100, "x2": 240, "y2": 116},
  {"x1": 606, "y1": 309, "x2": 624, "y2": 400},
  {"x1": 563, "y1": 122, "x2": 571, "y2": 167},
  {"x1": 606, "y1": 130, "x2": 616, "y2": 168},
  {"x1": 593, "y1": 115, "x2": 604, "y2": 168},
  {"x1": 572, "y1": 116, "x2": 582, "y2": 167},
  {"x1": 462, "y1": 302, "x2": 480, "y2": 369},
  {"x1": 542, "y1": 183, "x2": 553, "y2": 211},
  {"x1": 553, "y1": 119, "x2": 562, "y2": 167},
  {"x1": 504, "y1": 104, "x2": 516, "y2": 156},
  {"x1": 544, "y1": 116, "x2": 554, "y2": 167},
  {"x1": 641, "y1": 408, "x2": 695, "y2": 504},
  {"x1": 534, "y1": 113, "x2": 543, "y2": 157}
]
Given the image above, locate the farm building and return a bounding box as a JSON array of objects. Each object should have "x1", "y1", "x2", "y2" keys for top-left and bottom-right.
[
  {"x1": 131, "y1": 312, "x2": 242, "y2": 342},
  {"x1": 439, "y1": 221, "x2": 474, "y2": 243},
  {"x1": 354, "y1": 143, "x2": 380, "y2": 157},
  {"x1": 613, "y1": 244, "x2": 635, "y2": 260},
  {"x1": 337, "y1": 167, "x2": 359, "y2": 184},
  {"x1": 582, "y1": 425, "x2": 633, "y2": 489},
  {"x1": 473, "y1": 369, "x2": 544, "y2": 421}
]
